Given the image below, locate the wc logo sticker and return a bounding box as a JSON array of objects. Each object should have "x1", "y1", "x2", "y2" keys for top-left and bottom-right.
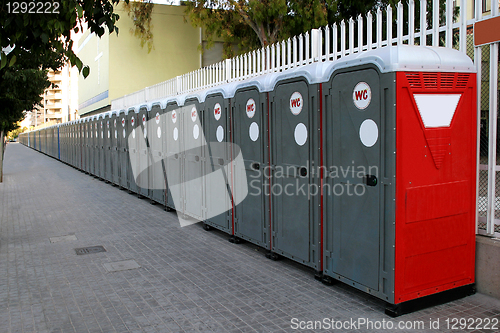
[
  {"x1": 353, "y1": 82, "x2": 371, "y2": 109},
  {"x1": 155, "y1": 112, "x2": 160, "y2": 124},
  {"x1": 246, "y1": 98, "x2": 256, "y2": 118},
  {"x1": 191, "y1": 107, "x2": 197, "y2": 122},
  {"x1": 290, "y1": 92, "x2": 303, "y2": 115},
  {"x1": 171, "y1": 110, "x2": 177, "y2": 123},
  {"x1": 121, "y1": 118, "x2": 125, "y2": 127},
  {"x1": 214, "y1": 103, "x2": 222, "y2": 121}
]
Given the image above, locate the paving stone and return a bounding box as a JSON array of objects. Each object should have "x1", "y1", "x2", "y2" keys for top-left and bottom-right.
[{"x1": 2, "y1": 143, "x2": 500, "y2": 333}]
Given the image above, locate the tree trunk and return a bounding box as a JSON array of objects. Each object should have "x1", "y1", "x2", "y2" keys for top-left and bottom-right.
[{"x1": 0, "y1": 130, "x2": 4, "y2": 183}]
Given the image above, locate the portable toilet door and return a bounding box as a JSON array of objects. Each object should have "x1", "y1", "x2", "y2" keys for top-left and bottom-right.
[
  {"x1": 104, "y1": 113, "x2": 113, "y2": 182},
  {"x1": 111, "y1": 113, "x2": 120, "y2": 185},
  {"x1": 165, "y1": 102, "x2": 182, "y2": 211},
  {"x1": 182, "y1": 98, "x2": 205, "y2": 221},
  {"x1": 136, "y1": 107, "x2": 150, "y2": 198},
  {"x1": 99, "y1": 116, "x2": 106, "y2": 179},
  {"x1": 148, "y1": 104, "x2": 167, "y2": 205},
  {"x1": 322, "y1": 64, "x2": 390, "y2": 299},
  {"x1": 202, "y1": 93, "x2": 232, "y2": 234},
  {"x1": 86, "y1": 119, "x2": 91, "y2": 173},
  {"x1": 126, "y1": 109, "x2": 139, "y2": 193},
  {"x1": 232, "y1": 86, "x2": 270, "y2": 249},
  {"x1": 268, "y1": 76, "x2": 321, "y2": 270},
  {"x1": 118, "y1": 111, "x2": 128, "y2": 189},
  {"x1": 89, "y1": 118, "x2": 96, "y2": 175}
]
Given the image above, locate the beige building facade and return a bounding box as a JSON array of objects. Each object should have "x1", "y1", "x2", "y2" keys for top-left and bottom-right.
[{"x1": 78, "y1": 3, "x2": 206, "y2": 116}]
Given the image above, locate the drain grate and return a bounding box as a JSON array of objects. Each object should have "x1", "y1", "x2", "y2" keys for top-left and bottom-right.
[{"x1": 75, "y1": 245, "x2": 106, "y2": 255}]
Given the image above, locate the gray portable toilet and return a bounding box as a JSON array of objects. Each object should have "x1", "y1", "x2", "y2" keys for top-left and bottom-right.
[
  {"x1": 94, "y1": 115, "x2": 100, "y2": 176},
  {"x1": 77, "y1": 120, "x2": 82, "y2": 169},
  {"x1": 104, "y1": 112, "x2": 113, "y2": 182},
  {"x1": 137, "y1": 107, "x2": 150, "y2": 198},
  {"x1": 83, "y1": 118, "x2": 90, "y2": 173},
  {"x1": 111, "y1": 112, "x2": 120, "y2": 185},
  {"x1": 181, "y1": 97, "x2": 205, "y2": 221},
  {"x1": 232, "y1": 85, "x2": 270, "y2": 249},
  {"x1": 118, "y1": 110, "x2": 129, "y2": 189},
  {"x1": 98, "y1": 115, "x2": 106, "y2": 179},
  {"x1": 268, "y1": 72, "x2": 322, "y2": 270},
  {"x1": 202, "y1": 92, "x2": 232, "y2": 234},
  {"x1": 164, "y1": 101, "x2": 182, "y2": 211},
  {"x1": 89, "y1": 117, "x2": 96, "y2": 175},
  {"x1": 322, "y1": 61, "x2": 391, "y2": 301},
  {"x1": 148, "y1": 103, "x2": 167, "y2": 205},
  {"x1": 126, "y1": 108, "x2": 139, "y2": 193}
]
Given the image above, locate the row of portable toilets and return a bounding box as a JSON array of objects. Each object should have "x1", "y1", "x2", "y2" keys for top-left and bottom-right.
[{"x1": 19, "y1": 46, "x2": 478, "y2": 315}]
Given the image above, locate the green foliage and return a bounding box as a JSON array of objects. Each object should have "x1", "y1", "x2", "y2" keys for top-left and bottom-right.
[
  {"x1": 0, "y1": 0, "x2": 128, "y2": 132},
  {"x1": 123, "y1": 0, "x2": 155, "y2": 53},
  {"x1": 185, "y1": 0, "x2": 382, "y2": 58},
  {"x1": 7, "y1": 126, "x2": 27, "y2": 140}
]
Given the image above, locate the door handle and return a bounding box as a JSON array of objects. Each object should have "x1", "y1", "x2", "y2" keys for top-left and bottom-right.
[{"x1": 364, "y1": 174, "x2": 378, "y2": 186}]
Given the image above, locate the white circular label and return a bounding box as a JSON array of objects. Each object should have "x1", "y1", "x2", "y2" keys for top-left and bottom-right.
[
  {"x1": 131, "y1": 117, "x2": 135, "y2": 126},
  {"x1": 123, "y1": 129, "x2": 126, "y2": 138},
  {"x1": 114, "y1": 130, "x2": 117, "y2": 139},
  {"x1": 173, "y1": 127, "x2": 178, "y2": 141},
  {"x1": 144, "y1": 128, "x2": 147, "y2": 138},
  {"x1": 171, "y1": 110, "x2": 177, "y2": 123},
  {"x1": 214, "y1": 103, "x2": 222, "y2": 121},
  {"x1": 107, "y1": 131, "x2": 110, "y2": 139},
  {"x1": 101, "y1": 131, "x2": 103, "y2": 139},
  {"x1": 359, "y1": 119, "x2": 378, "y2": 147},
  {"x1": 157, "y1": 126, "x2": 161, "y2": 138},
  {"x1": 294, "y1": 123, "x2": 308, "y2": 146},
  {"x1": 249, "y1": 122, "x2": 259, "y2": 142},
  {"x1": 193, "y1": 124, "x2": 199, "y2": 139},
  {"x1": 114, "y1": 119, "x2": 117, "y2": 127},
  {"x1": 155, "y1": 112, "x2": 160, "y2": 124},
  {"x1": 132, "y1": 129, "x2": 135, "y2": 139},
  {"x1": 246, "y1": 99, "x2": 256, "y2": 118},
  {"x1": 142, "y1": 114, "x2": 146, "y2": 126},
  {"x1": 353, "y1": 82, "x2": 371, "y2": 110},
  {"x1": 96, "y1": 131, "x2": 98, "y2": 138},
  {"x1": 107, "y1": 121, "x2": 109, "y2": 128},
  {"x1": 290, "y1": 92, "x2": 303, "y2": 115},
  {"x1": 191, "y1": 107, "x2": 197, "y2": 122},
  {"x1": 216, "y1": 125, "x2": 224, "y2": 142},
  {"x1": 122, "y1": 118, "x2": 125, "y2": 127}
]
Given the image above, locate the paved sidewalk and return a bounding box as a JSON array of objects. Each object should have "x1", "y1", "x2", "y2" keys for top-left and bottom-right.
[{"x1": 1, "y1": 142, "x2": 499, "y2": 333}]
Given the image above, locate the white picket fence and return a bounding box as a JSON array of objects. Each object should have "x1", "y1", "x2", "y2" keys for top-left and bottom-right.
[{"x1": 111, "y1": 0, "x2": 500, "y2": 237}]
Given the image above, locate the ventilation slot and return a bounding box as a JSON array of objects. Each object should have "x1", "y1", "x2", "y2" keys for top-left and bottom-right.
[
  {"x1": 405, "y1": 72, "x2": 470, "y2": 89},
  {"x1": 440, "y1": 73, "x2": 455, "y2": 89},
  {"x1": 406, "y1": 73, "x2": 422, "y2": 88},
  {"x1": 422, "y1": 73, "x2": 438, "y2": 88},
  {"x1": 456, "y1": 74, "x2": 470, "y2": 88}
]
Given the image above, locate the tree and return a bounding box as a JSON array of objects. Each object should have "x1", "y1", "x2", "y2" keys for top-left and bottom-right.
[
  {"x1": 185, "y1": 0, "x2": 390, "y2": 58},
  {"x1": 0, "y1": 0, "x2": 129, "y2": 181},
  {"x1": 185, "y1": 0, "x2": 337, "y2": 58},
  {"x1": 123, "y1": 0, "x2": 155, "y2": 53}
]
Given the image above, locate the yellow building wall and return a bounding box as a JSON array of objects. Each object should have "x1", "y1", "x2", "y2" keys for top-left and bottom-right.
[
  {"x1": 78, "y1": 29, "x2": 111, "y2": 115},
  {"x1": 108, "y1": 4, "x2": 201, "y2": 103},
  {"x1": 78, "y1": 4, "x2": 202, "y2": 116}
]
